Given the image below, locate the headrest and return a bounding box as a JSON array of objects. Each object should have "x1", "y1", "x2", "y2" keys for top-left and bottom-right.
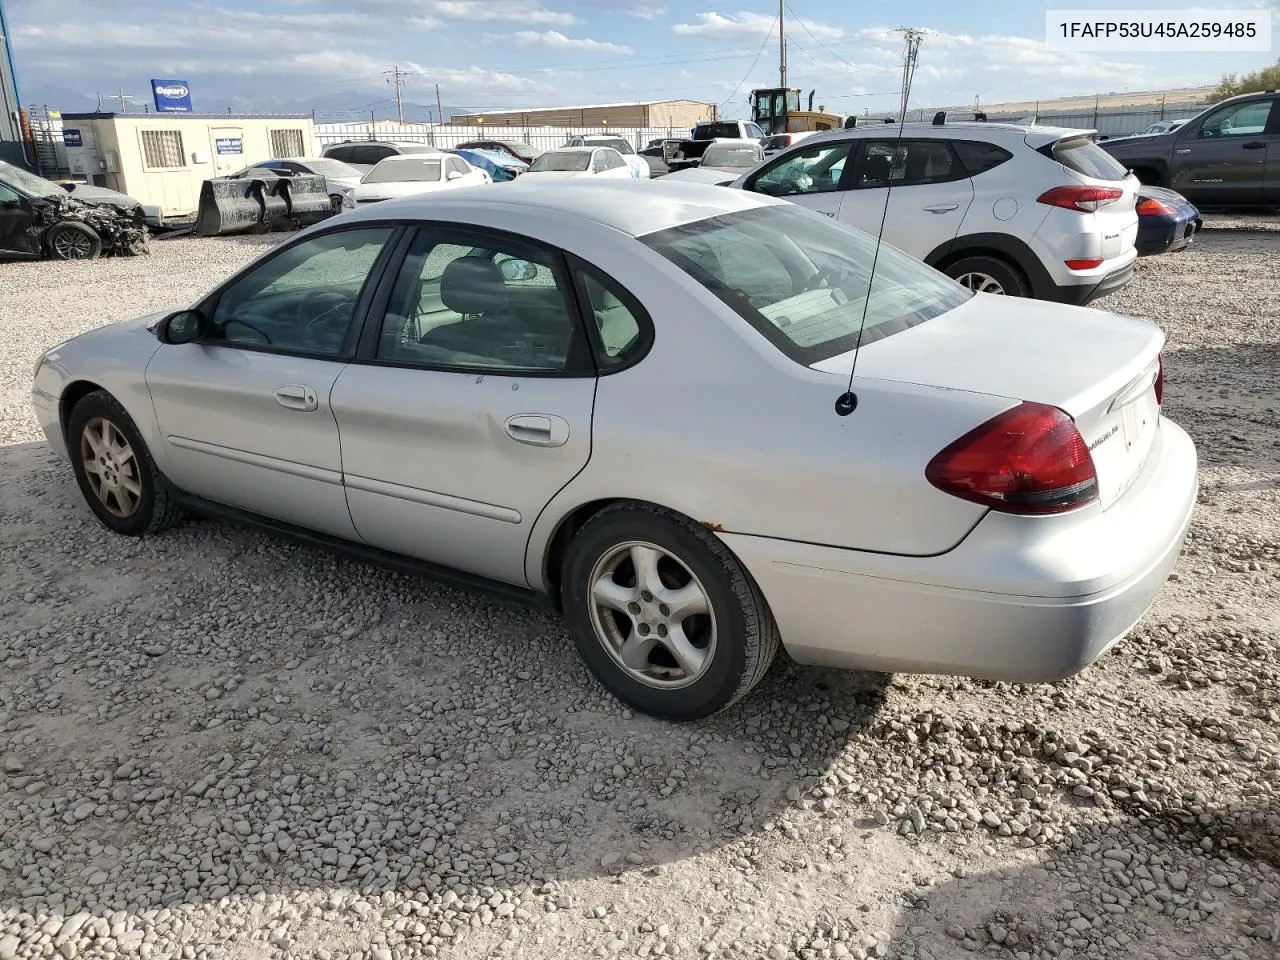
[
  {"x1": 440, "y1": 257, "x2": 509, "y2": 315},
  {"x1": 861, "y1": 153, "x2": 893, "y2": 183}
]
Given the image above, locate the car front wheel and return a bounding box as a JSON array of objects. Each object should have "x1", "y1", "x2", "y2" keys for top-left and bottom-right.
[
  {"x1": 561, "y1": 503, "x2": 780, "y2": 720},
  {"x1": 66, "y1": 389, "x2": 185, "y2": 536}
]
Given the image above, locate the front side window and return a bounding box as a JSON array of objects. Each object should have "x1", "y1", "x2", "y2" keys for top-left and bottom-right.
[
  {"x1": 641, "y1": 205, "x2": 970, "y2": 365},
  {"x1": 749, "y1": 141, "x2": 853, "y2": 197},
  {"x1": 376, "y1": 229, "x2": 584, "y2": 373},
  {"x1": 0, "y1": 182, "x2": 22, "y2": 203},
  {"x1": 855, "y1": 140, "x2": 960, "y2": 187},
  {"x1": 1199, "y1": 99, "x2": 1274, "y2": 138},
  {"x1": 447, "y1": 158, "x2": 470, "y2": 177},
  {"x1": 208, "y1": 227, "x2": 394, "y2": 356}
]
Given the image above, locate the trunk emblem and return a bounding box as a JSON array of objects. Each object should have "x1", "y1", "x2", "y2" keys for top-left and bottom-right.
[{"x1": 1088, "y1": 425, "x2": 1119, "y2": 451}]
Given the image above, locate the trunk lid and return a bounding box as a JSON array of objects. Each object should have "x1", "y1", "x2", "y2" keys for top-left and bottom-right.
[{"x1": 815, "y1": 294, "x2": 1164, "y2": 509}]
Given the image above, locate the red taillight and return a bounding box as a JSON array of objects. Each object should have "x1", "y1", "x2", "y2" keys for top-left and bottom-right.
[
  {"x1": 925, "y1": 402, "x2": 1099, "y2": 515},
  {"x1": 1064, "y1": 258, "x2": 1104, "y2": 271},
  {"x1": 1037, "y1": 185, "x2": 1124, "y2": 212},
  {"x1": 1136, "y1": 197, "x2": 1176, "y2": 217},
  {"x1": 1155, "y1": 355, "x2": 1164, "y2": 405}
]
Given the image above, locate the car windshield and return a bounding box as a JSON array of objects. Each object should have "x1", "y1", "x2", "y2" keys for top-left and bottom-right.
[
  {"x1": 703, "y1": 145, "x2": 761, "y2": 167},
  {"x1": 591, "y1": 138, "x2": 635, "y2": 155},
  {"x1": 363, "y1": 159, "x2": 442, "y2": 183},
  {"x1": 0, "y1": 159, "x2": 62, "y2": 199},
  {"x1": 530, "y1": 152, "x2": 590, "y2": 172},
  {"x1": 641, "y1": 205, "x2": 971, "y2": 365},
  {"x1": 304, "y1": 158, "x2": 362, "y2": 179}
]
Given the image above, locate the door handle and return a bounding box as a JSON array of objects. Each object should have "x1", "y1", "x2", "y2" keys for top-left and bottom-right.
[
  {"x1": 505, "y1": 414, "x2": 570, "y2": 447},
  {"x1": 274, "y1": 384, "x2": 318, "y2": 412},
  {"x1": 1175, "y1": 148, "x2": 1191, "y2": 155},
  {"x1": 1242, "y1": 141, "x2": 1268, "y2": 150},
  {"x1": 923, "y1": 203, "x2": 959, "y2": 213}
]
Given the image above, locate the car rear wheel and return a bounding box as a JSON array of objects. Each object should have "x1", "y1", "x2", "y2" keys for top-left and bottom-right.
[
  {"x1": 47, "y1": 222, "x2": 103, "y2": 261},
  {"x1": 67, "y1": 390, "x2": 185, "y2": 536},
  {"x1": 944, "y1": 255, "x2": 1029, "y2": 297},
  {"x1": 561, "y1": 503, "x2": 780, "y2": 720}
]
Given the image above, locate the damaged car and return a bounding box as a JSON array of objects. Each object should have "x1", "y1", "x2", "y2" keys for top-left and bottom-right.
[{"x1": 0, "y1": 160, "x2": 151, "y2": 261}]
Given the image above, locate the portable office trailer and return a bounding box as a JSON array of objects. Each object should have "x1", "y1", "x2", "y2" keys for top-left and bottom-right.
[{"x1": 58, "y1": 113, "x2": 318, "y2": 219}]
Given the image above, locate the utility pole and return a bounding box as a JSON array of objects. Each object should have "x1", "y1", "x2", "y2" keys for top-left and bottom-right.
[
  {"x1": 777, "y1": 1, "x2": 786, "y2": 87},
  {"x1": 386, "y1": 65, "x2": 406, "y2": 123},
  {"x1": 117, "y1": 88, "x2": 128, "y2": 113},
  {"x1": 435, "y1": 83, "x2": 445, "y2": 126},
  {"x1": 896, "y1": 28, "x2": 924, "y2": 122}
]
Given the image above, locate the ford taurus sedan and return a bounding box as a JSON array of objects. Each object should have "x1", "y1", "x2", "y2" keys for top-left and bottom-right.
[{"x1": 30, "y1": 181, "x2": 1198, "y2": 721}]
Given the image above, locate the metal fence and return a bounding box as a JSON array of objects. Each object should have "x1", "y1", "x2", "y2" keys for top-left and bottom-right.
[
  {"x1": 859, "y1": 99, "x2": 1209, "y2": 139},
  {"x1": 315, "y1": 121, "x2": 689, "y2": 154}
]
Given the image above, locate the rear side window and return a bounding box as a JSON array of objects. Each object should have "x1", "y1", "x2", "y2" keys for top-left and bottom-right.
[
  {"x1": 1045, "y1": 138, "x2": 1129, "y2": 181},
  {"x1": 952, "y1": 140, "x2": 1014, "y2": 176},
  {"x1": 695, "y1": 122, "x2": 745, "y2": 139}
]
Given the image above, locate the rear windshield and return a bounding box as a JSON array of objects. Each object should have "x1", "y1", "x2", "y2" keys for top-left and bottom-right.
[
  {"x1": 530, "y1": 151, "x2": 590, "y2": 172},
  {"x1": 640, "y1": 205, "x2": 970, "y2": 365},
  {"x1": 363, "y1": 159, "x2": 441, "y2": 183},
  {"x1": 702, "y1": 144, "x2": 761, "y2": 168},
  {"x1": 694, "y1": 122, "x2": 745, "y2": 139},
  {"x1": 1047, "y1": 137, "x2": 1130, "y2": 181}
]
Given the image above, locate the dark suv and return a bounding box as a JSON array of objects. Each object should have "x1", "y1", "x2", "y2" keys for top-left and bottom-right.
[
  {"x1": 1101, "y1": 90, "x2": 1279, "y2": 207},
  {"x1": 320, "y1": 140, "x2": 434, "y2": 173}
]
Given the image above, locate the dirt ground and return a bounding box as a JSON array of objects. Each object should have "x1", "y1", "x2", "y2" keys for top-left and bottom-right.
[{"x1": 0, "y1": 223, "x2": 1277, "y2": 960}]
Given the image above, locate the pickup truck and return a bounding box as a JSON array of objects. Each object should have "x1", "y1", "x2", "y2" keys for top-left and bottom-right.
[
  {"x1": 668, "y1": 120, "x2": 766, "y2": 171},
  {"x1": 1101, "y1": 90, "x2": 1279, "y2": 208}
]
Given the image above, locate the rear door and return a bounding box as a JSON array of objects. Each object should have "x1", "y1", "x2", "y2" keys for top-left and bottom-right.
[
  {"x1": 742, "y1": 139, "x2": 855, "y2": 219},
  {"x1": 1170, "y1": 96, "x2": 1275, "y2": 205},
  {"x1": 0, "y1": 182, "x2": 40, "y2": 257},
  {"x1": 837, "y1": 138, "x2": 974, "y2": 258},
  {"x1": 329, "y1": 225, "x2": 599, "y2": 587}
]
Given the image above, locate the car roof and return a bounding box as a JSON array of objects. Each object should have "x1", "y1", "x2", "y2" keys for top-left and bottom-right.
[
  {"x1": 807, "y1": 121, "x2": 1092, "y2": 148},
  {"x1": 375, "y1": 151, "x2": 447, "y2": 161},
  {"x1": 548, "y1": 146, "x2": 609, "y2": 153},
  {"x1": 341, "y1": 179, "x2": 781, "y2": 237}
]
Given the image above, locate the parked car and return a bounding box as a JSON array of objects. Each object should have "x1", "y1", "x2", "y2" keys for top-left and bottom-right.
[
  {"x1": 1101, "y1": 91, "x2": 1279, "y2": 207},
  {"x1": 229, "y1": 157, "x2": 364, "y2": 211},
  {"x1": 321, "y1": 140, "x2": 437, "y2": 174},
  {"x1": 51, "y1": 180, "x2": 164, "y2": 228},
  {"x1": 761, "y1": 131, "x2": 819, "y2": 155},
  {"x1": 448, "y1": 147, "x2": 528, "y2": 182},
  {"x1": 661, "y1": 140, "x2": 765, "y2": 185},
  {"x1": 561, "y1": 135, "x2": 651, "y2": 179},
  {"x1": 669, "y1": 119, "x2": 767, "y2": 170},
  {"x1": 352, "y1": 153, "x2": 490, "y2": 205},
  {"x1": 520, "y1": 147, "x2": 633, "y2": 180},
  {"x1": 31, "y1": 180, "x2": 1197, "y2": 720},
  {"x1": 453, "y1": 139, "x2": 541, "y2": 165},
  {"x1": 730, "y1": 120, "x2": 1140, "y2": 304},
  {"x1": 1135, "y1": 185, "x2": 1202, "y2": 256},
  {"x1": 1142, "y1": 119, "x2": 1191, "y2": 136},
  {"x1": 0, "y1": 160, "x2": 151, "y2": 260},
  {"x1": 637, "y1": 138, "x2": 680, "y2": 177}
]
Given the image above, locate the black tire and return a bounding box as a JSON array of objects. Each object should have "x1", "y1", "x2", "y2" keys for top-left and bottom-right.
[
  {"x1": 561, "y1": 503, "x2": 780, "y2": 721},
  {"x1": 46, "y1": 221, "x2": 102, "y2": 261},
  {"x1": 943, "y1": 255, "x2": 1030, "y2": 297},
  {"x1": 66, "y1": 390, "x2": 186, "y2": 536}
]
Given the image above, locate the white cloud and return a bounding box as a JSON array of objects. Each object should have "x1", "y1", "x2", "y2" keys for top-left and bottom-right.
[
  {"x1": 401, "y1": 0, "x2": 576, "y2": 24},
  {"x1": 512, "y1": 30, "x2": 634, "y2": 54},
  {"x1": 674, "y1": 11, "x2": 842, "y2": 41}
]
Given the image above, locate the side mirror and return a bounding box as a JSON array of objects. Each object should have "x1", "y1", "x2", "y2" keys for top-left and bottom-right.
[
  {"x1": 447, "y1": 169, "x2": 463, "y2": 181},
  {"x1": 157, "y1": 309, "x2": 206, "y2": 344},
  {"x1": 499, "y1": 259, "x2": 538, "y2": 282}
]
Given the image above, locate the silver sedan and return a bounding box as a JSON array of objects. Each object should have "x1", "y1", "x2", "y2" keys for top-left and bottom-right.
[{"x1": 31, "y1": 180, "x2": 1198, "y2": 720}]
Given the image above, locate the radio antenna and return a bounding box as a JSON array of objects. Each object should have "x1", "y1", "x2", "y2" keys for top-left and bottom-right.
[{"x1": 835, "y1": 26, "x2": 924, "y2": 417}]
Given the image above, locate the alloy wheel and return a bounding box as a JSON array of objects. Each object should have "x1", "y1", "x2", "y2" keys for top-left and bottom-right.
[
  {"x1": 53, "y1": 229, "x2": 94, "y2": 259},
  {"x1": 955, "y1": 272, "x2": 1006, "y2": 295},
  {"x1": 587, "y1": 540, "x2": 718, "y2": 690},
  {"x1": 79, "y1": 417, "x2": 142, "y2": 518}
]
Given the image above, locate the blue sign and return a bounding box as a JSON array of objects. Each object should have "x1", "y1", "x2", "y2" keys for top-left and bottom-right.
[
  {"x1": 151, "y1": 79, "x2": 193, "y2": 113},
  {"x1": 62, "y1": 128, "x2": 83, "y2": 147},
  {"x1": 215, "y1": 137, "x2": 243, "y2": 155}
]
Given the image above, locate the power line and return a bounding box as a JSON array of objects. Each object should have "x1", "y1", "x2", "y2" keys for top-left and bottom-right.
[
  {"x1": 784, "y1": 3, "x2": 863, "y2": 72},
  {"x1": 719, "y1": 12, "x2": 779, "y2": 111}
]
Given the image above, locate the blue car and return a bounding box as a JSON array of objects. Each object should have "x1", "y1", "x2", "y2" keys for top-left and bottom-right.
[
  {"x1": 1136, "y1": 185, "x2": 1202, "y2": 256},
  {"x1": 449, "y1": 148, "x2": 528, "y2": 183}
]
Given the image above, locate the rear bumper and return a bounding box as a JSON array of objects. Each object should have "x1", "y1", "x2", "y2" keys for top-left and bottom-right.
[
  {"x1": 1136, "y1": 215, "x2": 1201, "y2": 256},
  {"x1": 725, "y1": 418, "x2": 1197, "y2": 683},
  {"x1": 1044, "y1": 261, "x2": 1135, "y2": 306}
]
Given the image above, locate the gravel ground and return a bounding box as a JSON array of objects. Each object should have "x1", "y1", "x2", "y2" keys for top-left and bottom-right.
[{"x1": 1, "y1": 224, "x2": 1277, "y2": 960}]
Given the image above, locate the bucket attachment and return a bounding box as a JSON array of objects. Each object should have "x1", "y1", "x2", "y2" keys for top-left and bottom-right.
[{"x1": 194, "y1": 174, "x2": 335, "y2": 237}]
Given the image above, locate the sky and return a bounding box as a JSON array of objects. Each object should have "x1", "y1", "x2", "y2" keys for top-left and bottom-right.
[{"x1": 4, "y1": 0, "x2": 1277, "y2": 119}]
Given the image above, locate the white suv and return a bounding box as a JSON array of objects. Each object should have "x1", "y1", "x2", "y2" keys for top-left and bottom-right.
[{"x1": 731, "y1": 120, "x2": 1140, "y2": 304}]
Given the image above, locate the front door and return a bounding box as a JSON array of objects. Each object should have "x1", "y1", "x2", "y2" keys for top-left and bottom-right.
[
  {"x1": 145, "y1": 225, "x2": 399, "y2": 538},
  {"x1": 743, "y1": 139, "x2": 855, "y2": 219},
  {"x1": 0, "y1": 184, "x2": 38, "y2": 257},
  {"x1": 210, "y1": 126, "x2": 246, "y2": 177},
  {"x1": 1172, "y1": 97, "x2": 1276, "y2": 205},
  {"x1": 330, "y1": 226, "x2": 598, "y2": 587},
  {"x1": 837, "y1": 138, "x2": 974, "y2": 259}
]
